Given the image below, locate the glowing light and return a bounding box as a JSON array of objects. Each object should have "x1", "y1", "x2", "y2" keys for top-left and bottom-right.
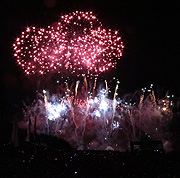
[
  {"x1": 99, "y1": 99, "x2": 108, "y2": 111},
  {"x1": 43, "y1": 90, "x2": 47, "y2": 94},
  {"x1": 113, "y1": 121, "x2": 120, "y2": 129},
  {"x1": 162, "y1": 107, "x2": 167, "y2": 111},
  {"x1": 47, "y1": 102, "x2": 66, "y2": 120},
  {"x1": 94, "y1": 110, "x2": 101, "y2": 117}
]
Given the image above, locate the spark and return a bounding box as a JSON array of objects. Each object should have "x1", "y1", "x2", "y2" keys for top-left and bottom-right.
[{"x1": 162, "y1": 107, "x2": 167, "y2": 111}]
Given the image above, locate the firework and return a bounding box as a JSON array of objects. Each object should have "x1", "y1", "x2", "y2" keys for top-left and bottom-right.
[
  {"x1": 13, "y1": 11, "x2": 173, "y2": 152},
  {"x1": 13, "y1": 11, "x2": 124, "y2": 76},
  {"x1": 20, "y1": 82, "x2": 173, "y2": 151}
]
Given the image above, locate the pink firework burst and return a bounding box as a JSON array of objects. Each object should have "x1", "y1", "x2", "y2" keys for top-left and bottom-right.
[{"x1": 13, "y1": 11, "x2": 124, "y2": 76}]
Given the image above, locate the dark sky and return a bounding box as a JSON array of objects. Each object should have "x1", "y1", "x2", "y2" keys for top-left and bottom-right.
[{"x1": 1, "y1": 0, "x2": 180, "y2": 120}]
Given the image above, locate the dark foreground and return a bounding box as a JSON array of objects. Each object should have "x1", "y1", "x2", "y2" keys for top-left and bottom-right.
[{"x1": 0, "y1": 141, "x2": 180, "y2": 178}]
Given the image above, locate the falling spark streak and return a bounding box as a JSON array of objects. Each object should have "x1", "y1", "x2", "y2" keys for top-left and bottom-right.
[
  {"x1": 93, "y1": 78, "x2": 97, "y2": 97},
  {"x1": 66, "y1": 83, "x2": 79, "y2": 143},
  {"x1": 66, "y1": 83, "x2": 75, "y2": 126},
  {"x1": 84, "y1": 76, "x2": 88, "y2": 92},
  {"x1": 111, "y1": 82, "x2": 119, "y2": 133},
  {"x1": 75, "y1": 81, "x2": 80, "y2": 100},
  {"x1": 138, "y1": 92, "x2": 144, "y2": 110},
  {"x1": 105, "y1": 80, "x2": 108, "y2": 97},
  {"x1": 43, "y1": 90, "x2": 49, "y2": 135},
  {"x1": 151, "y1": 90, "x2": 156, "y2": 106},
  {"x1": 128, "y1": 109, "x2": 135, "y2": 136},
  {"x1": 65, "y1": 82, "x2": 70, "y2": 98},
  {"x1": 113, "y1": 82, "x2": 119, "y2": 115}
]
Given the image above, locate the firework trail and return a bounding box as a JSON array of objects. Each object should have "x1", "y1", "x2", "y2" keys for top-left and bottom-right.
[
  {"x1": 93, "y1": 78, "x2": 97, "y2": 97},
  {"x1": 75, "y1": 81, "x2": 80, "y2": 100}
]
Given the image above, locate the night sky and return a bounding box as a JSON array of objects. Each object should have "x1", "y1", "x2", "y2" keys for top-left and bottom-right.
[{"x1": 1, "y1": 0, "x2": 180, "y2": 122}]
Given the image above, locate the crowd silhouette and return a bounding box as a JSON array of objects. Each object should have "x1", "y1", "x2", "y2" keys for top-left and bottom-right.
[{"x1": 0, "y1": 131, "x2": 180, "y2": 178}]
